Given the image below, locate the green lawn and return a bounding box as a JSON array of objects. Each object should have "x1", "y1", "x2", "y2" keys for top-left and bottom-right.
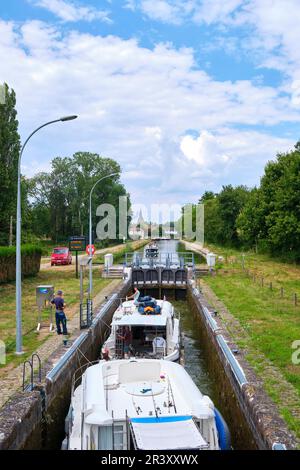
[
  {"x1": 93, "y1": 239, "x2": 148, "y2": 264},
  {"x1": 200, "y1": 244, "x2": 300, "y2": 438},
  {"x1": 0, "y1": 267, "x2": 110, "y2": 369}
]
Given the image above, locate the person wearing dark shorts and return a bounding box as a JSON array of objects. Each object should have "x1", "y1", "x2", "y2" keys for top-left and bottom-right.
[{"x1": 51, "y1": 290, "x2": 68, "y2": 335}]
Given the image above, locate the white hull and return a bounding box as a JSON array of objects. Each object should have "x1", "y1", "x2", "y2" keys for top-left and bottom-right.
[{"x1": 65, "y1": 359, "x2": 221, "y2": 451}]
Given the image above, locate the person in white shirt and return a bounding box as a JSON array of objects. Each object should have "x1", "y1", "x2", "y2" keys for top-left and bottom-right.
[{"x1": 126, "y1": 287, "x2": 141, "y2": 305}]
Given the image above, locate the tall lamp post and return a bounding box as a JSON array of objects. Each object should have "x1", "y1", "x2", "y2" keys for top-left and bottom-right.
[
  {"x1": 16, "y1": 115, "x2": 78, "y2": 355},
  {"x1": 88, "y1": 173, "x2": 119, "y2": 301}
]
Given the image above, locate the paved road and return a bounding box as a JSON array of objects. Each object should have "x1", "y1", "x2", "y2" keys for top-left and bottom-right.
[{"x1": 40, "y1": 241, "x2": 145, "y2": 271}]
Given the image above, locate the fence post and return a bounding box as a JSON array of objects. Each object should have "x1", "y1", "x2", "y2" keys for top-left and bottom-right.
[
  {"x1": 261, "y1": 277, "x2": 264, "y2": 287},
  {"x1": 294, "y1": 293, "x2": 297, "y2": 306},
  {"x1": 270, "y1": 282, "x2": 272, "y2": 290},
  {"x1": 281, "y1": 287, "x2": 284, "y2": 298}
]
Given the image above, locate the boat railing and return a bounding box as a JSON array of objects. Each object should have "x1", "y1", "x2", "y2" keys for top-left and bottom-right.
[{"x1": 71, "y1": 359, "x2": 101, "y2": 396}]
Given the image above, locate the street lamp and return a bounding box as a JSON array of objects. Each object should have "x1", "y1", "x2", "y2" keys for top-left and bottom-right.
[
  {"x1": 88, "y1": 173, "x2": 119, "y2": 301},
  {"x1": 15, "y1": 115, "x2": 78, "y2": 354}
]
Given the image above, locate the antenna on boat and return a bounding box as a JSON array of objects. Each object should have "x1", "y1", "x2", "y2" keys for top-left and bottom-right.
[
  {"x1": 150, "y1": 382, "x2": 159, "y2": 419},
  {"x1": 131, "y1": 392, "x2": 141, "y2": 415},
  {"x1": 112, "y1": 410, "x2": 115, "y2": 450},
  {"x1": 167, "y1": 377, "x2": 177, "y2": 414}
]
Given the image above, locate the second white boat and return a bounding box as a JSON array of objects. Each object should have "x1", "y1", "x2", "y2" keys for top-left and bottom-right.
[{"x1": 102, "y1": 298, "x2": 181, "y2": 362}]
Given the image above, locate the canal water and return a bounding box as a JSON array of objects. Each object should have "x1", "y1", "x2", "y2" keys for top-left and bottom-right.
[
  {"x1": 175, "y1": 300, "x2": 216, "y2": 402},
  {"x1": 155, "y1": 240, "x2": 216, "y2": 400}
]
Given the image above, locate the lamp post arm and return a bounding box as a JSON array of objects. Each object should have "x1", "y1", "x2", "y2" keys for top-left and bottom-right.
[
  {"x1": 88, "y1": 172, "x2": 119, "y2": 300},
  {"x1": 19, "y1": 119, "x2": 62, "y2": 163}
]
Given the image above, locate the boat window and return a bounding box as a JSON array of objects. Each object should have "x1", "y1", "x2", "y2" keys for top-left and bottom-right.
[
  {"x1": 98, "y1": 425, "x2": 124, "y2": 450},
  {"x1": 113, "y1": 424, "x2": 125, "y2": 450},
  {"x1": 98, "y1": 426, "x2": 113, "y2": 450}
]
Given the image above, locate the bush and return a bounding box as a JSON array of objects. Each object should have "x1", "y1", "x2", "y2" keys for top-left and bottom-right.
[{"x1": 0, "y1": 244, "x2": 42, "y2": 283}]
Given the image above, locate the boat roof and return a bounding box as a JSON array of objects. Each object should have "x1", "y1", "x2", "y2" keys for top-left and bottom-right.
[
  {"x1": 111, "y1": 299, "x2": 172, "y2": 327},
  {"x1": 83, "y1": 359, "x2": 214, "y2": 424},
  {"x1": 131, "y1": 416, "x2": 208, "y2": 450}
]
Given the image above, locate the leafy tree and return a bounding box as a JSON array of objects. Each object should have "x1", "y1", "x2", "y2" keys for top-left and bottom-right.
[
  {"x1": 203, "y1": 197, "x2": 222, "y2": 244},
  {"x1": 217, "y1": 185, "x2": 250, "y2": 246},
  {"x1": 30, "y1": 152, "x2": 130, "y2": 242},
  {"x1": 260, "y1": 145, "x2": 300, "y2": 260},
  {"x1": 0, "y1": 84, "x2": 20, "y2": 244},
  {"x1": 199, "y1": 191, "x2": 216, "y2": 204}
]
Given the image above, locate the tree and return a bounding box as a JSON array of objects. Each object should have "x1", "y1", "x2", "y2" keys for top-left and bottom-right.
[
  {"x1": 237, "y1": 188, "x2": 267, "y2": 251},
  {"x1": 217, "y1": 185, "x2": 250, "y2": 246},
  {"x1": 29, "y1": 152, "x2": 130, "y2": 242},
  {"x1": 259, "y1": 145, "x2": 300, "y2": 260},
  {"x1": 0, "y1": 84, "x2": 20, "y2": 245},
  {"x1": 199, "y1": 191, "x2": 216, "y2": 204}
]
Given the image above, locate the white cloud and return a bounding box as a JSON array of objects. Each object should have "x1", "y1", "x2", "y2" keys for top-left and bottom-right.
[
  {"x1": 130, "y1": 0, "x2": 243, "y2": 25},
  {"x1": 192, "y1": 0, "x2": 243, "y2": 25},
  {"x1": 180, "y1": 131, "x2": 230, "y2": 169},
  {"x1": 0, "y1": 18, "x2": 298, "y2": 209},
  {"x1": 139, "y1": 0, "x2": 188, "y2": 25},
  {"x1": 30, "y1": 0, "x2": 112, "y2": 23}
]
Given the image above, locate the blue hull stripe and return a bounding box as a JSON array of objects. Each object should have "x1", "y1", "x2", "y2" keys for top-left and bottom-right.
[{"x1": 130, "y1": 415, "x2": 192, "y2": 424}]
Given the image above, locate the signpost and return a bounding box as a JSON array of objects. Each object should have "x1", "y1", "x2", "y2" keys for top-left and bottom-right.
[
  {"x1": 86, "y1": 244, "x2": 95, "y2": 256},
  {"x1": 69, "y1": 236, "x2": 86, "y2": 278}
]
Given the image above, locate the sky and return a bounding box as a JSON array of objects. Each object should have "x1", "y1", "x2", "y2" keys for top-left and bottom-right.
[{"x1": 0, "y1": 0, "x2": 300, "y2": 220}]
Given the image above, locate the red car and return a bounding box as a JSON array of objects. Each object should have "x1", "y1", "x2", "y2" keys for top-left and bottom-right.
[{"x1": 51, "y1": 247, "x2": 72, "y2": 266}]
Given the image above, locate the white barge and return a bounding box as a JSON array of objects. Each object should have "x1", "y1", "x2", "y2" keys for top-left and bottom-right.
[
  {"x1": 63, "y1": 359, "x2": 230, "y2": 450},
  {"x1": 101, "y1": 298, "x2": 181, "y2": 362}
]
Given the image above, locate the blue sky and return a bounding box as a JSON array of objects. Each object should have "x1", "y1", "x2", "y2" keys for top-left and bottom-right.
[{"x1": 0, "y1": 0, "x2": 300, "y2": 218}]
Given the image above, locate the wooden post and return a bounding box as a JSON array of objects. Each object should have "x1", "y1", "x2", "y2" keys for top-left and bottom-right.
[
  {"x1": 241, "y1": 254, "x2": 245, "y2": 271},
  {"x1": 270, "y1": 282, "x2": 272, "y2": 290},
  {"x1": 76, "y1": 251, "x2": 79, "y2": 279},
  {"x1": 280, "y1": 287, "x2": 284, "y2": 298},
  {"x1": 9, "y1": 216, "x2": 13, "y2": 247},
  {"x1": 261, "y1": 277, "x2": 264, "y2": 287},
  {"x1": 294, "y1": 293, "x2": 297, "y2": 306}
]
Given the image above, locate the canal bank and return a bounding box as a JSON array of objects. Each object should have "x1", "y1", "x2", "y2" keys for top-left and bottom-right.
[{"x1": 0, "y1": 240, "x2": 297, "y2": 449}]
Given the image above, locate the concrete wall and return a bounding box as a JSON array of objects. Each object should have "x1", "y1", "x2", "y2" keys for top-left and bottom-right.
[{"x1": 0, "y1": 391, "x2": 42, "y2": 450}]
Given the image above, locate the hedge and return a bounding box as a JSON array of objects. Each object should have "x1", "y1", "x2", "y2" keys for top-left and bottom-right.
[{"x1": 0, "y1": 245, "x2": 42, "y2": 283}]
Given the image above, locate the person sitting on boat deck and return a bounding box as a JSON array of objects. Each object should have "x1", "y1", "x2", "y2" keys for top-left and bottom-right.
[
  {"x1": 117, "y1": 326, "x2": 133, "y2": 359},
  {"x1": 126, "y1": 287, "x2": 141, "y2": 305}
]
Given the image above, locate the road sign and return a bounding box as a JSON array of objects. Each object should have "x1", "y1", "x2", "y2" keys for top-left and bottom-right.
[
  {"x1": 69, "y1": 236, "x2": 86, "y2": 279},
  {"x1": 86, "y1": 244, "x2": 95, "y2": 256},
  {"x1": 69, "y1": 236, "x2": 86, "y2": 252}
]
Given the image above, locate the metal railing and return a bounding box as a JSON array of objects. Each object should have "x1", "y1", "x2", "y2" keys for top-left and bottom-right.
[
  {"x1": 125, "y1": 252, "x2": 194, "y2": 268},
  {"x1": 216, "y1": 335, "x2": 248, "y2": 387},
  {"x1": 191, "y1": 285, "x2": 248, "y2": 388},
  {"x1": 22, "y1": 353, "x2": 42, "y2": 391}
]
